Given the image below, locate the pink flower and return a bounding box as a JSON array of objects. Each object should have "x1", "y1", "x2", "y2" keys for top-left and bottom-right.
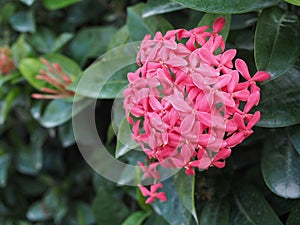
[
  {"x1": 123, "y1": 17, "x2": 270, "y2": 204},
  {"x1": 138, "y1": 183, "x2": 167, "y2": 204}
]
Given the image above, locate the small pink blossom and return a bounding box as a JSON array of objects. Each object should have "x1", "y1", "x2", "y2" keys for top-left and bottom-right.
[{"x1": 138, "y1": 183, "x2": 167, "y2": 204}]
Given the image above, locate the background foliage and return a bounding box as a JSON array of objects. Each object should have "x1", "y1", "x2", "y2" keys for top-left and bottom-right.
[{"x1": 0, "y1": 0, "x2": 300, "y2": 224}]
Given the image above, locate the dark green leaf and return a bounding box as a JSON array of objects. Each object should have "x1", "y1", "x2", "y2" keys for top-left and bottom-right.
[
  {"x1": 92, "y1": 187, "x2": 129, "y2": 225},
  {"x1": 231, "y1": 186, "x2": 283, "y2": 225},
  {"x1": 11, "y1": 35, "x2": 34, "y2": 64},
  {"x1": 171, "y1": 0, "x2": 283, "y2": 13},
  {"x1": 286, "y1": 201, "x2": 300, "y2": 225},
  {"x1": 285, "y1": 0, "x2": 300, "y2": 6},
  {"x1": 76, "y1": 202, "x2": 96, "y2": 225},
  {"x1": 20, "y1": 0, "x2": 35, "y2": 6},
  {"x1": 152, "y1": 179, "x2": 191, "y2": 225},
  {"x1": 27, "y1": 202, "x2": 52, "y2": 221},
  {"x1": 0, "y1": 87, "x2": 20, "y2": 124},
  {"x1": 68, "y1": 26, "x2": 117, "y2": 66},
  {"x1": 230, "y1": 13, "x2": 257, "y2": 30},
  {"x1": 121, "y1": 211, "x2": 152, "y2": 225},
  {"x1": 115, "y1": 117, "x2": 139, "y2": 158},
  {"x1": 43, "y1": 0, "x2": 80, "y2": 10},
  {"x1": 29, "y1": 27, "x2": 55, "y2": 54},
  {"x1": 174, "y1": 170, "x2": 198, "y2": 224},
  {"x1": 197, "y1": 13, "x2": 231, "y2": 42},
  {"x1": 0, "y1": 3, "x2": 16, "y2": 25},
  {"x1": 256, "y1": 65, "x2": 300, "y2": 127},
  {"x1": 0, "y1": 154, "x2": 11, "y2": 187},
  {"x1": 127, "y1": 3, "x2": 173, "y2": 41},
  {"x1": 143, "y1": 0, "x2": 185, "y2": 17},
  {"x1": 254, "y1": 7, "x2": 300, "y2": 79},
  {"x1": 40, "y1": 98, "x2": 92, "y2": 128},
  {"x1": 262, "y1": 131, "x2": 300, "y2": 199},
  {"x1": 200, "y1": 199, "x2": 229, "y2": 225},
  {"x1": 288, "y1": 124, "x2": 300, "y2": 154},
  {"x1": 68, "y1": 42, "x2": 138, "y2": 98},
  {"x1": 52, "y1": 33, "x2": 73, "y2": 52},
  {"x1": 58, "y1": 120, "x2": 75, "y2": 147},
  {"x1": 144, "y1": 215, "x2": 169, "y2": 225},
  {"x1": 10, "y1": 10, "x2": 36, "y2": 33},
  {"x1": 107, "y1": 26, "x2": 130, "y2": 50}
]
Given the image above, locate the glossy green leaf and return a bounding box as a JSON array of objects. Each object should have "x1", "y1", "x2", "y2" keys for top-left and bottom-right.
[
  {"x1": 43, "y1": 0, "x2": 80, "y2": 10},
  {"x1": 288, "y1": 125, "x2": 300, "y2": 154},
  {"x1": 152, "y1": 179, "x2": 191, "y2": 225},
  {"x1": 254, "y1": 7, "x2": 299, "y2": 79},
  {"x1": 286, "y1": 201, "x2": 300, "y2": 225},
  {"x1": 20, "y1": 0, "x2": 35, "y2": 6},
  {"x1": 11, "y1": 35, "x2": 34, "y2": 64},
  {"x1": 174, "y1": 170, "x2": 198, "y2": 224},
  {"x1": 230, "y1": 13, "x2": 257, "y2": 30},
  {"x1": 10, "y1": 10, "x2": 36, "y2": 33},
  {"x1": 115, "y1": 117, "x2": 139, "y2": 158},
  {"x1": 58, "y1": 120, "x2": 75, "y2": 147},
  {"x1": 92, "y1": 187, "x2": 129, "y2": 225},
  {"x1": 68, "y1": 26, "x2": 117, "y2": 66},
  {"x1": 121, "y1": 211, "x2": 152, "y2": 225},
  {"x1": 68, "y1": 42, "x2": 138, "y2": 98},
  {"x1": 127, "y1": 3, "x2": 173, "y2": 41},
  {"x1": 262, "y1": 131, "x2": 300, "y2": 199},
  {"x1": 197, "y1": 13, "x2": 231, "y2": 42},
  {"x1": 27, "y1": 202, "x2": 52, "y2": 221},
  {"x1": 40, "y1": 98, "x2": 92, "y2": 128},
  {"x1": 0, "y1": 154, "x2": 11, "y2": 187},
  {"x1": 231, "y1": 186, "x2": 283, "y2": 225},
  {"x1": 0, "y1": 87, "x2": 20, "y2": 124},
  {"x1": 107, "y1": 26, "x2": 130, "y2": 50},
  {"x1": 171, "y1": 0, "x2": 283, "y2": 13},
  {"x1": 200, "y1": 199, "x2": 229, "y2": 225},
  {"x1": 285, "y1": 0, "x2": 300, "y2": 6},
  {"x1": 143, "y1": 0, "x2": 185, "y2": 17},
  {"x1": 256, "y1": 65, "x2": 300, "y2": 127}
]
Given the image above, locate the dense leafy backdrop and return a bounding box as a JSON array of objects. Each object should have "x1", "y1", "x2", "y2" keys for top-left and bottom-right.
[{"x1": 0, "y1": 0, "x2": 300, "y2": 224}]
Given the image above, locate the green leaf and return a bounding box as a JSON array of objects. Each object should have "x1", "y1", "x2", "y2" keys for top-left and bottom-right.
[
  {"x1": 76, "y1": 202, "x2": 96, "y2": 225},
  {"x1": 144, "y1": 215, "x2": 169, "y2": 225},
  {"x1": 256, "y1": 65, "x2": 300, "y2": 127},
  {"x1": 11, "y1": 35, "x2": 34, "y2": 64},
  {"x1": 152, "y1": 179, "x2": 191, "y2": 225},
  {"x1": 68, "y1": 26, "x2": 117, "y2": 66},
  {"x1": 262, "y1": 131, "x2": 300, "y2": 199},
  {"x1": 58, "y1": 120, "x2": 75, "y2": 147},
  {"x1": 43, "y1": 0, "x2": 80, "y2": 10},
  {"x1": 200, "y1": 199, "x2": 229, "y2": 225},
  {"x1": 10, "y1": 10, "x2": 36, "y2": 33},
  {"x1": 286, "y1": 201, "x2": 300, "y2": 225},
  {"x1": 171, "y1": 0, "x2": 283, "y2": 13},
  {"x1": 0, "y1": 154, "x2": 11, "y2": 187},
  {"x1": 197, "y1": 13, "x2": 231, "y2": 42},
  {"x1": 143, "y1": 0, "x2": 185, "y2": 17},
  {"x1": 20, "y1": 0, "x2": 35, "y2": 6},
  {"x1": 127, "y1": 3, "x2": 173, "y2": 41},
  {"x1": 52, "y1": 33, "x2": 73, "y2": 52},
  {"x1": 92, "y1": 187, "x2": 129, "y2": 225},
  {"x1": 285, "y1": 0, "x2": 300, "y2": 6},
  {"x1": 231, "y1": 186, "x2": 283, "y2": 225},
  {"x1": 115, "y1": 117, "x2": 139, "y2": 158},
  {"x1": 230, "y1": 13, "x2": 257, "y2": 30},
  {"x1": 0, "y1": 3, "x2": 16, "y2": 25},
  {"x1": 0, "y1": 87, "x2": 20, "y2": 124},
  {"x1": 288, "y1": 125, "x2": 300, "y2": 154},
  {"x1": 40, "y1": 98, "x2": 92, "y2": 128},
  {"x1": 255, "y1": 7, "x2": 300, "y2": 79},
  {"x1": 68, "y1": 42, "x2": 138, "y2": 98},
  {"x1": 107, "y1": 26, "x2": 130, "y2": 50},
  {"x1": 174, "y1": 170, "x2": 198, "y2": 224},
  {"x1": 27, "y1": 202, "x2": 52, "y2": 221},
  {"x1": 121, "y1": 211, "x2": 152, "y2": 225}
]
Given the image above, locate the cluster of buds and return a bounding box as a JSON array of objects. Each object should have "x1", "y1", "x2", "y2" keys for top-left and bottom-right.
[
  {"x1": 0, "y1": 46, "x2": 15, "y2": 75},
  {"x1": 123, "y1": 18, "x2": 270, "y2": 204},
  {"x1": 32, "y1": 58, "x2": 74, "y2": 99}
]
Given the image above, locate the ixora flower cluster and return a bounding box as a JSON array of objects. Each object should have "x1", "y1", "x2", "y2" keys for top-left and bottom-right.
[
  {"x1": 0, "y1": 46, "x2": 15, "y2": 75},
  {"x1": 123, "y1": 17, "x2": 270, "y2": 204}
]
